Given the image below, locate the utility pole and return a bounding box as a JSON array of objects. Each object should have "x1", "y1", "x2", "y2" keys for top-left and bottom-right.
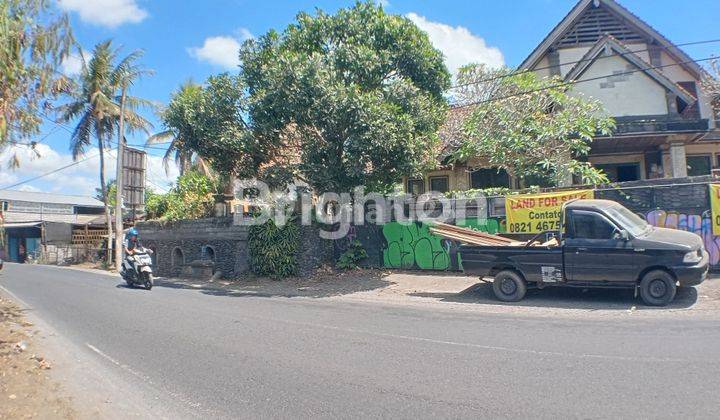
[{"x1": 115, "y1": 86, "x2": 127, "y2": 272}]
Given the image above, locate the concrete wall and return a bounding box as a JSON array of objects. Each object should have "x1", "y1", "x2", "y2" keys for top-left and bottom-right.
[{"x1": 136, "y1": 217, "x2": 334, "y2": 279}]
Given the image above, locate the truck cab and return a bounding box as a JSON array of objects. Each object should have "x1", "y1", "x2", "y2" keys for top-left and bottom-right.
[{"x1": 460, "y1": 199, "x2": 709, "y2": 306}]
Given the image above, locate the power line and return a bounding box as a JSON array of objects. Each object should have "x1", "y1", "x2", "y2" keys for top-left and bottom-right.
[
  {"x1": 0, "y1": 149, "x2": 115, "y2": 191},
  {"x1": 41, "y1": 113, "x2": 175, "y2": 151},
  {"x1": 451, "y1": 56, "x2": 717, "y2": 109},
  {"x1": 5, "y1": 125, "x2": 62, "y2": 148},
  {"x1": 448, "y1": 37, "x2": 720, "y2": 90}
]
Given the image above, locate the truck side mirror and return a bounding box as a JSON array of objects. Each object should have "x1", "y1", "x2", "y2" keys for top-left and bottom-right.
[{"x1": 614, "y1": 230, "x2": 630, "y2": 241}]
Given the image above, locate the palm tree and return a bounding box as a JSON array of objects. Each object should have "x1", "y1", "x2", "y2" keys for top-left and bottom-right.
[
  {"x1": 147, "y1": 80, "x2": 211, "y2": 176},
  {"x1": 58, "y1": 40, "x2": 153, "y2": 266}
]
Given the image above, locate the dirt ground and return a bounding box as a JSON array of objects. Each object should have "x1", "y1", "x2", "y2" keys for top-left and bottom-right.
[
  {"x1": 147, "y1": 266, "x2": 720, "y2": 319},
  {"x1": 0, "y1": 296, "x2": 76, "y2": 419}
]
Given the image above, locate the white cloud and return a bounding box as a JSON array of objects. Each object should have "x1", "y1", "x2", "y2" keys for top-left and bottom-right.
[
  {"x1": 61, "y1": 50, "x2": 90, "y2": 76},
  {"x1": 17, "y1": 185, "x2": 42, "y2": 192},
  {"x1": 235, "y1": 28, "x2": 254, "y2": 43},
  {"x1": 188, "y1": 29, "x2": 254, "y2": 70},
  {"x1": 58, "y1": 0, "x2": 148, "y2": 28},
  {"x1": 405, "y1": 13, "x2": 504, "y2": 76},
  {"x1": 0, "y1": 144, "x2": 178, "y2": 196}
]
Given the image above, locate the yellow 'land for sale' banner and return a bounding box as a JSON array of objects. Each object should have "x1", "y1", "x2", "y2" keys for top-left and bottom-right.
[
  {"x1": 710, "y1": 184, "x2": 720, "y2": 236},
  {"x1": 505, "y1": 189, "x2": 594, "y2": 234}
]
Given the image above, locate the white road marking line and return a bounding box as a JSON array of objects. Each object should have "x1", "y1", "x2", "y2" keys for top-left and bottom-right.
[
  {"x1": 85, "y1": 343, "x2": 205, "y2": 410},
  {"x1": 249, "y1": 316, "x2": 690, "y2": 364}
]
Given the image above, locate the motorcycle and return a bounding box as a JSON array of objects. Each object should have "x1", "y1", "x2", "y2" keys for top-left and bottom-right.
[{"x1": 121, "y1": 247, "x2": 154, "y2": 290}]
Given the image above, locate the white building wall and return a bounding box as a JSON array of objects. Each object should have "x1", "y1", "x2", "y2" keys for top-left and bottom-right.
[
  {"x1": 556, "y1": 43, "x2": 648, "y2": 79},
  {"x1": 568, "y1": 54, "x2": 668, "y2": 117},
  {"x1": 534, "y1": 56, "x2": 552, "y2": 79},
  {"x1": 557, "y1": 47, "x2": 591, "y2": 78}
]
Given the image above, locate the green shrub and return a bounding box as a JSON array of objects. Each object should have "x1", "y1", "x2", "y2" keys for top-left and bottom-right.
[
  {"x1": 144, "y1": 171, "x2": 219, "y2": 221},
  {"x1": 336, "y1": 240, "x2": 368, "y2": 270},
  {"x1": 144, "y1": 190, "x2": 169, "y2": 219},
  {"x1": 248, "y1": 218, "x2": 300, "y2": 278}
]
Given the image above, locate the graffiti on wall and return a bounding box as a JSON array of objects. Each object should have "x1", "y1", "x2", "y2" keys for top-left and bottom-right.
[
  {"x1": 380, "y1": 218, "x2": 503, "y2": 271},
  {"x1": 382, "y1": 222, "x2": 461, "y2": 270},
  {"x1": 645, "y1": 210, "x2": 720, "y2": 266},
  {"x1": 456, "y1": 218, "x2": 506, "y2": 235}
]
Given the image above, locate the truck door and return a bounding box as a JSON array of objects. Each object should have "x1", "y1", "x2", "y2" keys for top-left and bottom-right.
[{"x1": 564, "y1": 210, "x2": 636, "y2": 283}]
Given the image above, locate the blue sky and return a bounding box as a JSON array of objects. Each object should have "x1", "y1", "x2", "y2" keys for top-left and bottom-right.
[{"x1": 1, "y1": 0, "x2": 718, "y2": 196}]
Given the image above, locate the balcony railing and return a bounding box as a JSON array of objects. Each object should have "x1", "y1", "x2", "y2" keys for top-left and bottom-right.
[{"x1": 612, "y1": 115, "x2": 709, "y2": 134}]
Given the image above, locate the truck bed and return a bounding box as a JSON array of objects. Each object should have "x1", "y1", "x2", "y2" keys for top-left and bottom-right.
[{"x1": 460, "y1": 245, "x2": 564, "y2": 285}]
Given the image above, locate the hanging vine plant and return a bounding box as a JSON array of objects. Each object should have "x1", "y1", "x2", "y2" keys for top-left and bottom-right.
[{"x1": 248, "y1": 217, "x2": 300, "y2": 278}]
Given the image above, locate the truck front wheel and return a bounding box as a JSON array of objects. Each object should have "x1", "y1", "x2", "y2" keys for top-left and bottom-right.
[
  {"x1": 492, "y1": 270, "x2": 527, "y2": 302},
  {"x1": 639, "y1": 270, "x2": 676, "y2": 306}
]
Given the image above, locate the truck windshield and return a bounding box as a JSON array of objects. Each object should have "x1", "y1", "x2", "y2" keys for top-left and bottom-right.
[{"x1": 604, "y1": 204, "x2": 650, "y2": 237}]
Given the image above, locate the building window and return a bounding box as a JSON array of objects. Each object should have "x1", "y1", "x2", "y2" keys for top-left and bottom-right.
[
  {"x1": 595, "y1": 163, "x2": 641, "y2": 182},
  {"x1": 677, "y1": 81, "x2": 700, "y2": 119},
  {"x1": 406, "y1": 179, "x2": 425, "y2": 195},
  {"x1": 1, "y1": 201, "x2": 8, "y2": 212},
  {"x1": 687, "y1": 155, "x2": 712, "y2": 177},
  {"x1": 429, "y1": 176, "x2": 449, "y2": 193},
  {"x1": 470, "y1": 168, "x2": 510, "y2": 189}
]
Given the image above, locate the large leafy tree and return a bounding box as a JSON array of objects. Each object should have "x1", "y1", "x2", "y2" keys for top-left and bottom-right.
[
  {"x1": 452, "y1": 64, "x2": 615, "y2": 187},
  {"x1": 702, "y1": 59, "x2": 720, "y2": 119},
  {"x1": 147, "y1": 80, "x2": 211, "y2": 176},
  {"x1": 57, "y1": 40, "x2": 153, "y2": 264},
  {"x1": 181, "y1": 74, "x2": 256, "y2": 180},
  {"x1": 240, "y1": 1, "x2": 451, "y2": 193},
  {"x1": 0, "y1": 0, "x2": 72, "y2": 162}
]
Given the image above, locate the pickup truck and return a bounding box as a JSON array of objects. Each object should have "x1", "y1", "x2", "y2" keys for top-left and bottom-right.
[{"x1": 460, "y1": 199, "x2": 709, "y2": 306}]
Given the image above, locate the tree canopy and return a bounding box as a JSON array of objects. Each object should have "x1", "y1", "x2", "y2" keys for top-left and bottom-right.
[
  {"x1": 148, "y1": 80, "x2": 205, "y2": 175},
  {"x1": 152, "y1": 75, "x2": 255, "y2": 181},
  {"x1": 240, "y1": 1, "x2": 451, "y2": 193},
  {"x1": 451, "y1": 64, "x2": 615, "y2": 187},
  {"x1": 0, "y1": 0, "x2": 72, "y2": 162},
  {"x1": 703, "y1": 59, "x2": 720, "y2": 119}
]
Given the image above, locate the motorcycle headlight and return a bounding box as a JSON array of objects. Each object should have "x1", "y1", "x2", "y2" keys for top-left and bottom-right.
[{"x1": 683, "y1": 249, "x2": 703, "y2": 264}]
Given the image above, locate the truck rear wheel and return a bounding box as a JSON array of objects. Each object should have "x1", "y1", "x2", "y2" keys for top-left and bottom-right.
[
  {"x1": 493, "y1": 270, "x2": 527, "y2": 302},
  {"x1": 639, "y1": 270, "x2": 676, "y2": 306}
]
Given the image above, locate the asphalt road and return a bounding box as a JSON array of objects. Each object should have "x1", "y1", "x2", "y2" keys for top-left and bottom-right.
[{"x1": 2, "y1": 263, "x2": 720, "y2": 419}]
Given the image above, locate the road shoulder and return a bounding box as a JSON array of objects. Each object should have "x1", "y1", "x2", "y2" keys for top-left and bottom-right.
[{"x1": 0, "y1": 294, "x2": 76, "y2": 419}]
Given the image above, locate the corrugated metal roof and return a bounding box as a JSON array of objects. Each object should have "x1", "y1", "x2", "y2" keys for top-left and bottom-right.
[
  {"x1": 0, "y1": 190, "x2": 104, "y2": 208},
  {"x1": 2, "y1": 221, "x2": 43, "y2": 228}
]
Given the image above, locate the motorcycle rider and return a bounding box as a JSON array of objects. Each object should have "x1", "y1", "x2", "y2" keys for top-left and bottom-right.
[{"x1": 122, "y1": 227, "x2": 140, "y2": 275}]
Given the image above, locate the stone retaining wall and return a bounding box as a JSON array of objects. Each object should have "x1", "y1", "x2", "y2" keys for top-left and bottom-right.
[
  {"x1": 137, "y1": 217, "x2": 250, "y2": 278},
  {"x1": 136, "y1": 217, "x2": 333, "y2": 278}
]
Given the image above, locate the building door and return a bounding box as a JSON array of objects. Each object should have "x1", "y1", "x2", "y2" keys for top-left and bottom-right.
[
  {"x1": 8, "y1": 236, "x2": 19, "y2": 262},
  {"x1": 26, "y1": 238, "x2": 41, "y2": 261}
]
